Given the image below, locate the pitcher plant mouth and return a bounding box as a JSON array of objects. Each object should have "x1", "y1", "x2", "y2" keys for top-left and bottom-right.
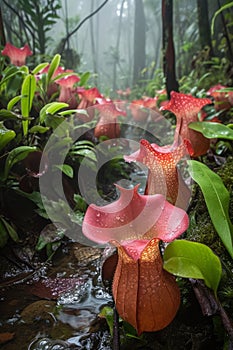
[{"x1": 82, "y1": 185, "x2": 189, "y2": 245}]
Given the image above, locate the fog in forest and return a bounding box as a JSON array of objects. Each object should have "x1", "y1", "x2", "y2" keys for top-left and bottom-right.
[{"x1": 49, "y1": 0, "x2": 162, "y2": 92}]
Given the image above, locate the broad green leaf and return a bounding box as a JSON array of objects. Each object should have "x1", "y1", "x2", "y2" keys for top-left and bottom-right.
[
  {"x1": 188, "y1": 160, "x2": 233, "y2": 258},
  {"x1": 7, "y1": 96, "x2": 22, "y2": 111},
  {"x1": 189, "y1": 122, "x2": 233, "y2": 140},
  {"x1": 163, "y1": 240, "x2": 222, "y2": 295},
  {"x1": 32, "y1": 62, "x2": 49, "y2": 75},
  {"x1": 47, "y1": 54, "x2": 61, "y2": 82},
  {"x1": 0, "y1": 122, "x2": 16, "y2": 151},
  {"x1": 21, "y1": 74, "x2": 36, "y2": 135},
  {"x1": 54, "y1": 164, "x2": 74, "y2": 178},
  {"x1": 3, "y1": 146, "x2": 37, "y2": 180},
  {"x1": 29, "y1": 125, "x2": 50, "y2": 134},
  {"x1": 45, "y1": 102, "x2": 68, "y2": 115}
]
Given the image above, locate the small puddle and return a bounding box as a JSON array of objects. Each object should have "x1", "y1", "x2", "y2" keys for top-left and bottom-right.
[{"x1": 0, "y1": 243, "x2": 113, "y2": 350}]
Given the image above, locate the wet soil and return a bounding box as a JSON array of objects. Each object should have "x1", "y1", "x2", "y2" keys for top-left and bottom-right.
[{"x1": 0, "y1": 239, "x2": 225, "y2": 350}]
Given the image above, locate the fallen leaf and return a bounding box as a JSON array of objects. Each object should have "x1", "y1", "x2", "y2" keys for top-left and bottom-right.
[
  {"x1": 29, "y1": 277, "x2": 84, "y2": 299},
  {"x1": 0, "y1": 332, "x2": 15, "y2": 344}
]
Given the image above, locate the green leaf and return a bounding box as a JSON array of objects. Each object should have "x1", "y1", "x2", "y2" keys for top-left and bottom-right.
[
  {"x1": 163, "y1": 240, "x2": 222, "y2": 295},
  {"x1": 32, "y1": 62, "x2": 49, "y2": 75},
  {"x1": 21, "y1": 74, "x2": 36, "y2": 116},
  {"x1": 7, "y1": 96, "x2": 22, "y2": 111},
  {"x1": 187, "y1": 160, "x2": 233, "y2": 258},
  {"x1": 45, "y1": 102, "x2": 68, "y2": 115},
  {"x1": 29, "y1": 125, "x2": 50, "y2": 134},
  {"x1": 1, "y1": 217, "x2": 19, "y2": 243},
  {"x1": 0, "y1": 66, "x2": 22, "y2": 86},
  {"x1": 78, "y1": 71, "x2": 91, "y2": 86},
  {"x1": 44, "y1": 114, "x2": 65, "y2": 130},
  {"x1": 35, "y1": 224, "x2": 65, "y2": 251},
  {"x1": 0, "y1": 122, "x2": 16, "y2": 151},
  {"x1": 39, "y1": 102, "x2": 54, "y2": 123},
  {"x1": 211, "y1": 1, "x2": 233, "y2": 35},
  {"x1": 47, "y1": 54, "x2": 61, "y2": 83},
  {"x1": 0, "y1": 109, "x2": 19, "y2": 120},
  {"x1": 54, "y1": 164, "x2": 74, "y2": 178},
  {"x1": 3, "y1": 146, "x2": 37, "y2": 180},
  {"x1": 99, "y1": 306, "x2": 114, "y2": 336},
  {"x1": 59, "y1": 109, "x2": 88, "y2": 117},
  {"x1": 73, "y1": 140, "x2": 95, "y2": 147},
  {"x1": 0, "y1": 218, "x2": 9, "y2": 247},
  {"x1": 189, "y1": 122, "x2": 233, "y2": 140},
  {"x1": 73, "y1": 194, "x2": 87, "y2": 212},
  {"x1": 21, "y1": 74, "x2": 36, "y2": 135},
  {"x1": 69, "y1": 148, "x2": 97, "y2": 162}
]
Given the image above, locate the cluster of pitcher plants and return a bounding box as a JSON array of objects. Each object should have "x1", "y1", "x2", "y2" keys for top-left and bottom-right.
[{"x1": 0, "y1": 43, "x2": 233, "y2": 342}]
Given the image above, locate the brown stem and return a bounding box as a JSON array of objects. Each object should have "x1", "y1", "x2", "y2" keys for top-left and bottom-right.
[
  {"x1": 190, "y1": 279, "x2": 233, "y2": 342},
  {"x1": 113, "y1": 306, "x2": 120, "y2": 350}
]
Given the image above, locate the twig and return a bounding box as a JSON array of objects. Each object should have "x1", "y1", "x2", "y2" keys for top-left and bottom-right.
[
  {"x1": 190, "y1": 278, "x2": 233, "y2": 343},
  {"x1": 59, "y1": 0, "x2": 109, "y2": 54}
]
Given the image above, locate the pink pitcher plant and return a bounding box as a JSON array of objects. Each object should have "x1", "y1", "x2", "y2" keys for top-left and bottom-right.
[
  {"x1": 161, "y1": 91, "x2": 212, "y2": 157},
  {"x1": 93, "y1": 98, "x2": 127, "y2": 139},
  {"x1": 55, "y1": 74, "x2": 80, "y2": 109},
  {"x1": 1, "y1": 42, "x2": 32, "y2": 66},
  {"x1": 82, "y1": 185, "x2": 189, "y2": 334},
  {"x1": 125, "y1": 138, "x2": 193, "y2": 209}
]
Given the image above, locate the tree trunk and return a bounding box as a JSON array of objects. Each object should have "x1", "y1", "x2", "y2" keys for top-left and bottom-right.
[
  {"x1": 113, "y1": 0, "x2": 126, "y2": 91},
  {"x1": 197, "y1": 0, "x2": 214, "y2": 55},
  {"x1": 90, "y1": 0, "x2": 98, "y2": 86},
  {"x1": 127, "y1": 0, "x2": 133, "y2": 86},
  {"x1": 0, "y1": 5, "x2": 6, "y2": 46},
  {"x1": 133, "y1": 0, "x2": 146, "y2": 86},
  {"x1": 216, "y1": 0, "x2": 233, "y2": 62},
  {"x1": 162, "y1": 0, "x2": 179, "y2": 98}
]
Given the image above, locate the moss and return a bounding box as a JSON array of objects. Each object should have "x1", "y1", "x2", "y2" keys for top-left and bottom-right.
[
  {"x1": 186, "y1": 156, "x2": 233, "y2": 254},
  {"x1": 185, "y1": 156, "x2": 233, "y2": 309}
]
